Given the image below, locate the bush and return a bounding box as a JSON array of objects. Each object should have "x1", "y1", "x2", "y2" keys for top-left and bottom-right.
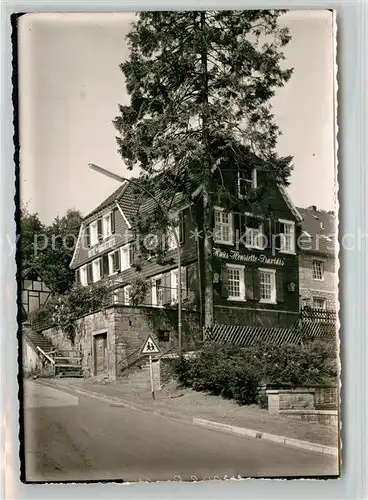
[{"x1": 171, "y1": 339, "x2": 338, "y2": 406}]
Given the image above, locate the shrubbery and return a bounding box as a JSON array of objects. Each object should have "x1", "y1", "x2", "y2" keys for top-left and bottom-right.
[{"x1": 172, "y1": 340, "x2": 338, "y2": 405}]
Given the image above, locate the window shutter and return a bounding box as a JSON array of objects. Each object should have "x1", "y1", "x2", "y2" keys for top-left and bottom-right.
[
  {"x1": 85, "y1": 226, "x2": 90, "y2": 247},
  {"x1": 87, "y1": 263, "x2": 93, "y2": 284},
  {"x1": 75, "y1": 269, "x2": 81, "y2": 285},
  {"x1": 276, "y1": 270, "x2": 284, "y2": 303},
  {"x1": 220, "y1": 266, "x2": 228, "y2": 298},
  {"x1": 129, "y1": 243, "x2": 135, "y2": 266},
  {"x1": 99, "y1": 258, "x2": 103, "y2": 280},
  {"x1": 163, "y1": 273, "x2": 171, "y2": 304},
  {"x1": 264, "y1": 218, "x2": 272, "y2": 248},
  {"x1": 111, "y1": 210, "x2": 116, "y2": 234},
  {"x1": 113, "y1": 250, "x2": 121, "y2": 272},
  {"x1": 97, "y1": 219, "x2": 103, "y2": 241},
  {"x1": 245, "y1": 267, "x2": 254, "y2": 300},
  {"x1": 179, "y1": 211, "x2": 185, "y2": 244},
  {"x1": 180, "y1": 266, "x2": 187, "y2": 300},
  {"x1": 274, "y1": 220, "x2": 281, "y2": 250},
  {"x1": 253, "y1": 269, "x2": 260, "y2": 301},
  {"x1": 102, "y1": 254, "x2": 109, "y2": 277}
]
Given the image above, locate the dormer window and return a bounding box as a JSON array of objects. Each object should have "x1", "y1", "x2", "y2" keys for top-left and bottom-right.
[
  {"x1": 89, "y1": 221, "x2": 99, "y2": 246},
  {"x1": 238, "y1": 168, "x2": 257, "y2": 198}
]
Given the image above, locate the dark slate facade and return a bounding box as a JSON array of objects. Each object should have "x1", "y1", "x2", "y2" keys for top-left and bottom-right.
[
  {"x1": 70, "y1": 166, "x2": 302, "y2": 329},
  {"x1": 297, "y1": 206, "x2": 337, "y2": 311}
]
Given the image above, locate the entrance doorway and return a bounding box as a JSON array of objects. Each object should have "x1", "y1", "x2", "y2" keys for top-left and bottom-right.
[{"x1": 93, "y1": 332, "x2": 107, "y2": 375}]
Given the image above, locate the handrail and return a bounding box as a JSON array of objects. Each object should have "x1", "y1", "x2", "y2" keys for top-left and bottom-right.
[{"x1": 36, "y1": 346, "x2": 55, "y2": 364}]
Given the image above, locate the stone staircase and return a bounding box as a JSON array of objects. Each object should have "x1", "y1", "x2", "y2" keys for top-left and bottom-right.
[
  {"x1": 23, "y1": 324, "x2": 83, "y2": 378},
  {"x1": 23, "y1": 325, "x2": 54, "y2": 354}
]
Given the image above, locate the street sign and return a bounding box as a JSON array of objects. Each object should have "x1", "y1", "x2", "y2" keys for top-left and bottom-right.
[
  {"x1": 140, "y1": 335, "x2": 161, "y2": 400},
  {"x1": 140, "y1": 334, "x2": 161, "y2": 355}
]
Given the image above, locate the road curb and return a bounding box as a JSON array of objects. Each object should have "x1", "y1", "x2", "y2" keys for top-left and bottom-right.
[
  {"x1": 192, "y1": 418, "x2": 338, "y2": 457},
  {"x1": 35, "y1": 379, "x2": 338, "y2": 457}
]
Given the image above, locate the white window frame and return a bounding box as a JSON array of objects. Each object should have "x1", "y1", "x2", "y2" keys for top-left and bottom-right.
[
  {"x1": 80, "y1": 265, "x2": 88, "y2": 286},
  {"x1": 92, "y1": 258, "x2": 102, "y2": 283},
  {"x1": 170, "y1": 267, "x2": 187, "y2": 304},
  {"x1": 244, "y1": 213, "x2": 265, "y2": 250},
  {"x1": 259, "y1": 268, "x2": 276, "y2": 304},
  {"x1": 312, "y1": 259, "x2": 325, "y2": 281},
  {"x1": 312, "y1": 296, "x2": 327, "y2": 310},
  {"x1": 170, "y1": 269, "x2": 179, "y2": 304},
  {"x1": 238, "y1": 168, "x2": 257, "y2": 198},
  {"x1": 226, "y1": 264, "x2": 246, "y2": 301},
  {"x1": 103, "y1": 212, "x2": 112, "y2": 239},
  {"x1": 108, "y1": 250, "x2": 119, "y2": 276},
  {"x1": 152, "y1": 274, "x2": 164, "y2": 307},
  {"x1": 120, "y1": 244, "x2": 131, "y2": 271},
  {"x1": 278, "y1": 219, "x2": 295, "y2": 254},
  {"x1": 89, "y1": 221, "x2": 99, "y2": 246},
  {"x1": 213, "y1": 207, "x2": 233, "y2": 245}
]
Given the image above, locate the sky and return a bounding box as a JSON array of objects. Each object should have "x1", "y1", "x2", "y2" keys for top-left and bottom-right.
[{"x1": 19, "y1": 10, "x2": 336, "y2": 224}]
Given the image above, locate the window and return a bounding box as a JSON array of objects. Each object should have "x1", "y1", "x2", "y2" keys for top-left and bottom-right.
[
  {"x1": 108, "y1": 249, "x2": 120, "y2": 275},
  {"x1": 152, "y1": 276, "x2": 163, "y2": 307},
  {"x1": 226, "y1": 264, "x2": 245, "y2": 300},
  {"x1": 279, "y1": 220, "x2": 295, "y2": 253},
  {"x1": 214, "y1": 208, "x2": 233, "y2": 245},
  {"x1": 92, "y1": 258, "x2": 102, "y2": 283},
  {"x1": 170, "y1": 268, "x2": 187, "y2": 304},
  {"x1": 157, "y1": 329, "x2": 170, "y2": 342},
  {"x1": 238, "y1": 168, "x2": 257, "y2": 198},
  {"x1": 244, "y1": 215, "x2": 265, "y2": 249},
  {"x1": 312, "y1": 260, "x2": 324, "y2": 280},
  {"x1": 103, "y1": 212, "x2": 113, "y2": 239},
  {"x1": 313, "y1": 297, "x2": 326, "y2": 310},
  {"x1": 120, "y1": 244, "x2": 132, "y2": 270},
  {"x1": 171, "y1": 269, "x2": 179, "y2": 303},
  {"x1": 259, "y1": 269, "x2": 276, "y2": 304},
  {"x1": 80, "y1": 265, "x2": 88, "y2": 286}
]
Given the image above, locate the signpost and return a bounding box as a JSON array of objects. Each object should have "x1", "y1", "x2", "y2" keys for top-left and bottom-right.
[{"x1": 140, "y1": 335, "x2": 161, "y2": 400}]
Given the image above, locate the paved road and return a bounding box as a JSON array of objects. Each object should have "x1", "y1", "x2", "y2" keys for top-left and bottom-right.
[{"x1": 23, "y1": 380, "x2": 338, "y2": 482}]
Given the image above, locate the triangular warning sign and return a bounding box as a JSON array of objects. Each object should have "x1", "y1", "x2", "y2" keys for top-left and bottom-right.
[{"x1": 141, "y1": 334, "x2": 161, "y2": 355}]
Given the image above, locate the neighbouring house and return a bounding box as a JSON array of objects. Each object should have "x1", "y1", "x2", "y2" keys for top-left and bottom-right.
[
  {"x1": 66, "y1": 159, "x2": 303, "y2": 378},
  {"x1": 21, "y1": 267, "x2": 51, "y2": 320},
  {"x1": 21, "y1": 268, "x2": 53, "y2": 375},
  {"x1": 297, "y1": 206, "x2": 337, "y2": 311}
]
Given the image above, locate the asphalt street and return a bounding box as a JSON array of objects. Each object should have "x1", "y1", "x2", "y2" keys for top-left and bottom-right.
[{"x1": 23, "y1": 380, "x2": 338, "y2": 482}]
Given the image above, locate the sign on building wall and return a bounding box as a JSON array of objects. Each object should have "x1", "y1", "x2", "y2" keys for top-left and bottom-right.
[
  {"x1": 213, "y1": 248, "x2": 285, "y2": 267},
  {"x1": 88, "y1": 236, "x2": 117, "y2": 258}
]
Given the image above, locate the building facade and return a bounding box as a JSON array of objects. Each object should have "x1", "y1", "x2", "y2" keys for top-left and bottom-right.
[
  {"x1": 70, "y1": 165, "x2": 303, "y2": 339},
  {"x1": 297, "y1": 206, "x2": 337, "y2": 311}
]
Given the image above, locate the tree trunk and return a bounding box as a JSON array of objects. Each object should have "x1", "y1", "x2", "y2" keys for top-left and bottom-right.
[{"x1": 200, "y1": 11, "x2": 214, "y2": 328}]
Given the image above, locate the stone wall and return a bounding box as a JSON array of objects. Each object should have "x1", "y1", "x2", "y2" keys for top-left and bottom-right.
[{"x1": 41, "y1": 305, "x2": 201, "y2": 381}]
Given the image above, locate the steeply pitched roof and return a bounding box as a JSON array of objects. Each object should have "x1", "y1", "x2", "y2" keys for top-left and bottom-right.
[{"x1": 297, "y1": 206, "x2": 336, "y2": 256}]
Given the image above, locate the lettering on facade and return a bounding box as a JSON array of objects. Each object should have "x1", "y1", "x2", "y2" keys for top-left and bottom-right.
[
  {"x1": 213, "y1": 248, "x2": 285, "y2": 267},
  {"x1": 88, "y1": 236, "x2": 117, "y2": 258}
]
